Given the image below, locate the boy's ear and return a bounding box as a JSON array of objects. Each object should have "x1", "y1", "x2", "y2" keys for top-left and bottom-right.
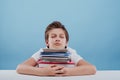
[
  {"x1": 45, "y1": 40, "x2": 49, "y2": 47},
  {"x1": 65, "y1": 42, "x2": 68, "y2": 48}
]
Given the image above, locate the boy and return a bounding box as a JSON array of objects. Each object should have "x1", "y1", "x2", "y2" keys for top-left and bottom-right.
[{"x1": 16, "y1": 21, "x2": 96, "y2": 76}]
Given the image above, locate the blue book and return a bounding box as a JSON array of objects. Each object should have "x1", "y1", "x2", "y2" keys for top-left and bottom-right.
[{"x1": 40, "y1": 52, "x2": 70, "y2": 57}]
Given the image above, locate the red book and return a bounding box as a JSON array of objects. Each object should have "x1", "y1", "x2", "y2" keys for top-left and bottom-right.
[{"x1": 37, "y1": 60, "x2": 75, "y2": 68}]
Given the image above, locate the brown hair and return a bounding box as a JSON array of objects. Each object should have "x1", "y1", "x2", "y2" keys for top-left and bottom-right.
[{"x1": 45, "y1": 21, "x2": 69, "y2": 42}]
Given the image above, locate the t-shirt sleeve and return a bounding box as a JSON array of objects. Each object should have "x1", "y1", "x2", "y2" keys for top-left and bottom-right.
[
  {"x1": 68, "y1": 47, "x2": 83, "y2": 65},
  {"x1": 31, "y1": 49, "x2": 43, "y2": 61}
]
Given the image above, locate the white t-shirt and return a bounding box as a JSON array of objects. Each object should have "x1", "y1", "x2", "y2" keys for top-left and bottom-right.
[{"x1": 32, "y1": 47, "x2": 83, "y2": 65}]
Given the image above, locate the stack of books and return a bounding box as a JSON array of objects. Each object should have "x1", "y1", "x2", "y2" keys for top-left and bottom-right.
[{"x1": 37, "y1": 49, "x2": 75, "y2": 68}]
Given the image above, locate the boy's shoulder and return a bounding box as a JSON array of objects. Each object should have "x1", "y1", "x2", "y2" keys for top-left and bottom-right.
[{"x1": 67, "y1": 47, "x2": 76, "y2": 52}]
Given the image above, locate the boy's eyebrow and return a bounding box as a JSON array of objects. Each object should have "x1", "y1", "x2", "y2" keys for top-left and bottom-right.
[
  {"x1": 50, "y1": 33, "x2": 56, "y2": 35},
  {"x1": 60, "y1": 34, "x2": 65, "y2": 36},
  {"x1": 50, "y1": 33, "x2": 65, "y2": 35}
]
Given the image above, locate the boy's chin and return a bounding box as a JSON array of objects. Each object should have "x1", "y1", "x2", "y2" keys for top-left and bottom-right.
[{"x1": 50, "y1": 46, "x2": 65, "y2": 49}]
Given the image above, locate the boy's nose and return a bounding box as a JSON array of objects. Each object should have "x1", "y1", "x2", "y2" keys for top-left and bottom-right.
[
  {"x1": 55, "y1": 37, "x2": 60, "y2": 42},
  {"x1": 55, "y1": 39, "x2": 60, "y2": 42}
]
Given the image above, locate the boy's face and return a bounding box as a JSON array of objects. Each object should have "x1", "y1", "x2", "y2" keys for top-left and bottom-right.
[{"x1": 46, "y1": 28, "x2": 68, "y2": 49}]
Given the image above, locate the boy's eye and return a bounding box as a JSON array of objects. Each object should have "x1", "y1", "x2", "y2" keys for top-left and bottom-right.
[
  {"x1": 60, "y1": 35, "x2": 65, "y2": 38},
  {"x1": 51, "y1": 35, "x2": 56, "y2": 38},
  {"x1": 50, "y1": 34, "x2": 65, "y2": 38}
]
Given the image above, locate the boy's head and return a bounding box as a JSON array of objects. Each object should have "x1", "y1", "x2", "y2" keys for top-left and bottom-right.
[{"x1": 45, "y1": 21, "x2": 69, "y2": 49}]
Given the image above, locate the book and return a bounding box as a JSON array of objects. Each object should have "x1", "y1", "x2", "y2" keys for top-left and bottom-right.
[
  {"x1": 39, "y1": 49, "x2": 72, "y2": 66},
  {"x1": 40, "y1": 52, "x2": 70, "y2": 57},
  {"x1": 37, "y1": 60, "x2": 75, "y2": 68},
  {"x1": 43, "y1": 48, "x2": 67, "y2": 52},
  {"x1": 40, "y1": 56, "x2": 71, "y2": 62},
  {"x1": 40, "y1": 52, "x2": 71, "y2": 62}
]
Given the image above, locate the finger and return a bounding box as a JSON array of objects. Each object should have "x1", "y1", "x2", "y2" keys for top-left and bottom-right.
[
  {"x1": 57, "y1": 65, "x2": 64, "y2": 69},
  {"x1": 49, "y1": 64, "x2": 57, "y2": 67},
  {"x1": 55, "y1": 70, "x2": 64, "y2": 74},
  {"x1": 53, "y1": 66, "x2": 64, "y2": 70}
]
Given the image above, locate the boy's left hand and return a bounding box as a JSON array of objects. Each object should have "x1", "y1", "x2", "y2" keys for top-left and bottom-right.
[{"x1": 56, "y1": 67, "x2": 73, "y2": 76}]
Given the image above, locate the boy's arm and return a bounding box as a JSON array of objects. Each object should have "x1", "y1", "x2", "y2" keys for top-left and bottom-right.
[
  {"x1": 61, "y1": 60, "x2": 96, "y2": 76},
  {"x1": 16, "y1": 58, "x2": 64, "y2": 76}
]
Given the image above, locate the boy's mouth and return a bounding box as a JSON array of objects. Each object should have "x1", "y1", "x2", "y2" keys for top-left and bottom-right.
[{"x1": 54, "y1": 43, "x2": 61, "y2": 46}]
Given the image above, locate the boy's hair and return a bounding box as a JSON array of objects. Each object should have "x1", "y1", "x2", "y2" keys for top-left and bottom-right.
[{"x1": 45, "y1": 21, "x2": 69, "y2": 42}]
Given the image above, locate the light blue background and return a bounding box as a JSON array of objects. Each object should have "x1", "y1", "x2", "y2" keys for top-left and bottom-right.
[{"x1": 0, "y1": 0, "x2": 120, "y2": 70}]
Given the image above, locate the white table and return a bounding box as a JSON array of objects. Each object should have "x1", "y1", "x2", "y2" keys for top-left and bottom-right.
[{"x1": 0, "y1": 70, "x2": 120, "y2": 80}]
